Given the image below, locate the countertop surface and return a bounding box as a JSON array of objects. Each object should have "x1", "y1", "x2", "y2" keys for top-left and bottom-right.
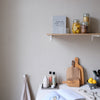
[{"x1": 36, "y1": 84, "x2": 100, "y2": 100}]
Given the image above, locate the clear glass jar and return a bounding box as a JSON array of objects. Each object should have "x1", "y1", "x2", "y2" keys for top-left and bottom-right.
[
  {"x1": 83, "y1": 13, "x2": 89, "y2": 24},
  {"x1": 81, "y1": 22, "x2": 88, "y2": 33},
  {"x1": 72, "y1": 19, "x2": 80, "y2": 34}
]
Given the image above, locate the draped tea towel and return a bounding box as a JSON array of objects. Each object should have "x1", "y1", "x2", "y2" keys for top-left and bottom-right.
[{"x1": 21, "y1": 75, "x2": 31, "y2": 100}]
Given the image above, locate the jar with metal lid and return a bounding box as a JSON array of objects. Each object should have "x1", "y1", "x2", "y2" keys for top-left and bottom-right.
[
  {"x1": 72, "y1": 19, "x2": 80, "y2": 34},
  {"x1": 81, "y1": 22, "x2": 88, "y2": 33},
  {"x1": 83, "y1": 13, "x2": 89, "y2": 24}
]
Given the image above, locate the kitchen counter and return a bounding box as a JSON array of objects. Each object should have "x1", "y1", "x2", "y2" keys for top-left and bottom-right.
[{"x1": 36, "y1": 84, "x2": 100, "y2": 100}]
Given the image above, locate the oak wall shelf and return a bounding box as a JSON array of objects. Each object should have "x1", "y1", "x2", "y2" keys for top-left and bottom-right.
[{"x1": 47, "y1": 33, "x2": 100, "y2": 41}]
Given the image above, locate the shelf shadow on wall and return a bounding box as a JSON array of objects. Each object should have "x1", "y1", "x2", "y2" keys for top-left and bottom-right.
[{"x1": 90, "y1": 17, "x2": 100, "y2": 33}]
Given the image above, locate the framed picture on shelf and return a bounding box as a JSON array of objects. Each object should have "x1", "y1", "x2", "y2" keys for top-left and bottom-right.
[{"x1": 53, "y1": 16, "x2": 68, "y2": 34}]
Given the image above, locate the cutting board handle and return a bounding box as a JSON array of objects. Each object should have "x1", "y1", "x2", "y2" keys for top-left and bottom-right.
[{"x1": 75, "y1": 57, "x2": 79, "y2": 64}]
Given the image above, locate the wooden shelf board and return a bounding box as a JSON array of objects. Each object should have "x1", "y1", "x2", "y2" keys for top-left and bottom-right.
[{"x1": 47, "y1": 33, "x2": 100, "y2": 36}]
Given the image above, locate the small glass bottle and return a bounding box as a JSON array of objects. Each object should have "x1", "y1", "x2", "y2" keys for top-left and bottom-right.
[
  {"x1": 72, "y1": 19, "x2": 81, "y2": 34},
  {"x1": 49, "y1": 71, "x2": 52, "y2": 87},
  {"x1": 52, "y1": 72, "x2": 56, "y2": 86}
]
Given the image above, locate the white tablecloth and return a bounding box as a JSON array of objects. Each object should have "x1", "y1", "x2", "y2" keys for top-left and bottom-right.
[{"x1": 36, "y1": 84, "x2": 100, "y2": 100}]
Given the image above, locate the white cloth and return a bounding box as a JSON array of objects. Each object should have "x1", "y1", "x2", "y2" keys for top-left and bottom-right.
[
  {"x1": 36, "y1": 84, "x2": 100, "y2": 100},
  {"x1": 57, "y1": 89, "x2": 85, "y2": 100},
  {"x1": 21, "y1": 75, "x2": 31, "y2": 100},
  {"x1": 42, "y1": 91, "x2": 65, "y2": 100}
]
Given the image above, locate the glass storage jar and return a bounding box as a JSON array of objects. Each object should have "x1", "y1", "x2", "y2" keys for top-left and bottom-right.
[
  {"x1": 72, "y1": 19, "x2": 80, "y2": 34},
  {"x1": 81, "y1": 22, "x2": 88, "y2": 33},
  {"x1": 83, "y1": 13, "x2": 89, "y2": 24}
]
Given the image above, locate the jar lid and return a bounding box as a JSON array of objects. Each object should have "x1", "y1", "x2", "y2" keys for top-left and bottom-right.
[
  {"x1": 53, "y1": 72, "x2": 55, "y2": 75},
  {"x1": 81, "y1": 22, "x2": 88, "y2": 26},
  {"x1": 73, "y1": 19, "x2": 80, "y2": 23},
  {"x1": 83, "y1": 13, "x2": 89, "y2": 17},
  {"x1": 49, "y1": 71, "x2": 52, "y2": 74}
]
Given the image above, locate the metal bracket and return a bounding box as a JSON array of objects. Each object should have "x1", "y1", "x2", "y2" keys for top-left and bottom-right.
[
  {"x1": 49, "y1": 35, "x2": 53, "y2": 41},
  {"x1": 91, "y1": 35, "x2": 100, "y2": 41}
]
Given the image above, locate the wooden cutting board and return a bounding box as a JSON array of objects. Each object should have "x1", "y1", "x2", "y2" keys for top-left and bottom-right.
[
  {"x1": 62, "y1": 57, "x2": 84, "y2": 87},
  {"x1": 62, "y1": 80, "x2": 80, "y2": 87},
  {"x1": 75, "y1": 57, "x2": 84, "y2": 85}
]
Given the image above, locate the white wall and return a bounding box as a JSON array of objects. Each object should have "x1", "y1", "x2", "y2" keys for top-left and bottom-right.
[{"x1": 0, "y1": 0, "x2": 100, "y2": 100}]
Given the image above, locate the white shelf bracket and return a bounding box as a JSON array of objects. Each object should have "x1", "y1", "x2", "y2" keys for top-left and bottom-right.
[
  {"x1": 91, "y1": 35, "x2": 94, "y2": 41},
  {"x1": 49, "y1": 35, "x2": 53, "y2": 41},
  {"x1": 91, "y1": 35, "x2": 100, "y2": 41}
]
